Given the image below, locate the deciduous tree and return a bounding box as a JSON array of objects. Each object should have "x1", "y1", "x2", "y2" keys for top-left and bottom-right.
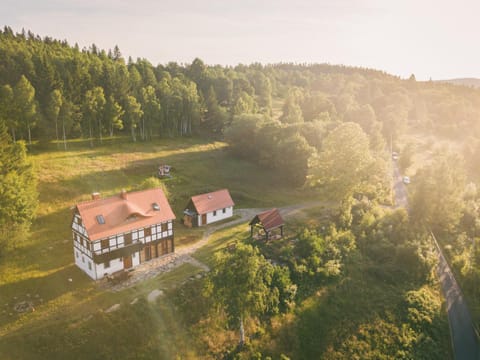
[
  {"x1": 311, "y1": 122, "x2": 374, "y2": 201},
  {"x1": 205, "y1": 243, "x2": 285, "y2": 345},
  {"x1": 410, "y1": 150, "x2": 466, "y2": 233},
  {"x1": 14, "y1": 75, "x2": 37, "y2": 144},
  {"x1": 124, "y1": 95, "x2": 143, "y2": 142}
]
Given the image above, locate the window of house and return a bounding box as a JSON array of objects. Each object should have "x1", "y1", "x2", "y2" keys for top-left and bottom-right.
[
  {"x1": 124, "y1": 232, "x2": 132, "y2": 245},
  {"x1": 82, "y1": 256, "x2": 85, "y2": 263},
  {"x1": 80, "y1": 238, "x2": 84, "y2": 247},
  {"x1": 76, "y1": 251, "x2": 79, "y2": 258},
  {"x1": 223, "y1": 208, "x2": 226, "y2": 214},
  {"x1": 101, "y1": 239, "x2": 109, "y2": 250},
  {"x1": 213, "y1": 210, "x2": 217, "y2": 216},
  {"x1": 76, "y1": 217, "x2": 82, "y2": 225},
  {"x1": 88, "y1": 262, "x2": 92, "y2": 270},
  {"x1": 132, "y1": 252, "x2": 136, "y2": 258},
  {"x1": 145, "y1": 227, "x2": 151, "y2": 237},
  {"x1": 161, "y1": 222, "x2": 168, "y2": 232},
  {"x1": 96, "y1": 214, "x2": 105, "y2": 224},
  {"x1": 104, "y1": 260, "x2": 110, "y2": 269}
]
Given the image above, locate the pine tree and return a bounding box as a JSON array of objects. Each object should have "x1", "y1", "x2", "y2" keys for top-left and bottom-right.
[{"x1": 0, "y1": 118, "x2": 38, "y2": 253}]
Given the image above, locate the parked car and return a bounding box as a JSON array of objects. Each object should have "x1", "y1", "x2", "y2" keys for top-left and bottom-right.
[{"x1": 403, "y1": 176, "x2": 410, "y2": 184}]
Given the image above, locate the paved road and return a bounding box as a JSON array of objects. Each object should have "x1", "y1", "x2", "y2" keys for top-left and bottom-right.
[
  {"x1": 432, "y1": 233, "x2": 480, "y2": 360},
  {"x1": 392, "y1": 161, "x2": 479, "y2": 359},
  {"x1": 393, "y1": 165, "x2": 408, "y2": 209}
]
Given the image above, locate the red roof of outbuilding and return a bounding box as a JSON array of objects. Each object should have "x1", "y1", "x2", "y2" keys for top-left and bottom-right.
[
  {"x1": 190, "y1": 189, "x2": 234, "y2": 215},
  {"x1": 75, "y1": 188, "x2": 175, "y2": 241},
  {"x1": 249, "y1": 208, "x2": 284, "y2": 231}
]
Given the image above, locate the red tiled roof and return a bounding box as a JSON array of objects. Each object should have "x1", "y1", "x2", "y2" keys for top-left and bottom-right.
[
  {"x1": 249, "y1": 208, "x2": 284, "y2": 231},
  {"x1": 190, "y1": 189, "x2": 234, "y2": 215},
  {"x1": 75, "y1": 188, "x2": 175, "y2": 241}
]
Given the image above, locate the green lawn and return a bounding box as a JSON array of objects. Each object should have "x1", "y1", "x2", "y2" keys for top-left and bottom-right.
[
  {"x1": 0, "y1": 137, "x2": 451, "y2": 359},
  {"x1": 0, "y1": 137, "x2": 316, "y2": 358}
]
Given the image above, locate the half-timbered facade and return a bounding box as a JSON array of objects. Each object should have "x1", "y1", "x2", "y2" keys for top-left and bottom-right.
[
  {"x1": 72, "y1": 188, "x2": 175, "y2": 280},
  {"x1": 183, "y1": 189, "x2": 234, "y2": 227}
]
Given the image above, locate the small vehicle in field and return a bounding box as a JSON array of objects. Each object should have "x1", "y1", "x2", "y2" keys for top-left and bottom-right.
[
  {"x1": 392, "y1": 152, "x2": 399, "y2": 161},
  {"x1": 402, "y1": 176, "x2": 410, "y2": 184}
]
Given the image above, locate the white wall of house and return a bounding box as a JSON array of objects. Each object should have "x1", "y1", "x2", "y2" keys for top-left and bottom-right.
[
  {"x1": 74, "y1": 249, "x2": 96, "y2": 279},
  {"x1": 198, "y1": 206, "x2": 233, "y2": 226},
  {"x1": 92, "y1": 251, "x2": 141, "y2": 280},
  {"x1": 95, "y1": 257, "x2": 125, "y2": 279}
]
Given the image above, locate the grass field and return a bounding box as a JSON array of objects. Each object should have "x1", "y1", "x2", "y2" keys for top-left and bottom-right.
[
  {"x1": 0, "y1": 136, "x2": 451, "y2": 359},
  {"x1": 0, "y1": 137, "x2": 318, "y2": 358}
]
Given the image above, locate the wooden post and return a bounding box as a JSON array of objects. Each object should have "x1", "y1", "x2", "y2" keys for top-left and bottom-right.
[{"x1": 281, "y1": 226, "x2": 284, "y2": 237}]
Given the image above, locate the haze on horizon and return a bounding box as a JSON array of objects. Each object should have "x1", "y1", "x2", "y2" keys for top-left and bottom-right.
[{"x1": 1, "y1": 0, "x2": 479, "y2": 81}]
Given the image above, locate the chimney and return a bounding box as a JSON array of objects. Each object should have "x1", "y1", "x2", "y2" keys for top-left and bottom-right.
[
  {"x1": 121, "y1": 189, "x2": 128, "y2": 200},
  {"x1": 91, "y1": 192, "x2": 101, "y2": 201}
]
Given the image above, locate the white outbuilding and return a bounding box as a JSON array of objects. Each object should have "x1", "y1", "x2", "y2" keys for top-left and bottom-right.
[{"x1": 183, "y1": 189, "x2": 234, "y2": 227}]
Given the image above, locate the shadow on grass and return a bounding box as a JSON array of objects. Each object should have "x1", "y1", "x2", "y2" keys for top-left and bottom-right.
[
  {"x1": 13, "y1": 208, "x2": 76, "y2": 272},
  {"x1": 30, "y1": 136, "x2": 214, "y2": 155},
  {"x1": 38, "y1": 144, "x2": 309, "y2": 216},
  {"x1": 0, "y1": 264, "x2": 91, "y2": 329}
]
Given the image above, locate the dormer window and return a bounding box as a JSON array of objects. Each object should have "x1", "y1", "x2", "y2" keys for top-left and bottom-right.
[
  {"x1": 96, "y1": 215, "x2": 105, "y2": 224},
  {"x1": 127, "y1": 214, "x2": 138, "y2": 221},
  {"x1": 152, "y1": 203, "x2": 160, "y2": 211}
]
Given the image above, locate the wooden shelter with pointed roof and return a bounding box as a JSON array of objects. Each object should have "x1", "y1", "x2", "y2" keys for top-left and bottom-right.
[{"x1": 249, "y1": 208, "x2": 284, "y2": 240}]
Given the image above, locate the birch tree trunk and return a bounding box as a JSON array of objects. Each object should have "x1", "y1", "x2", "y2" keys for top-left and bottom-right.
[
  {"x1": 89, "y1": 122, "x2": 93, "y2": 147},
  {"x1": 62, "y1": 121, "x2": 67, "y2": 151},
  {"x1": 131, "y1": 126, "x2": 136, "y2": 142},
  {"x1": 27, "y1": 120, "x2": 31, "y2": 144},
  {"x1": 98, "y1": 118, "x2": 103, "y2": 144},
  {"x1": 239, "y1": 316, "x2": 245, "y2": 346}
]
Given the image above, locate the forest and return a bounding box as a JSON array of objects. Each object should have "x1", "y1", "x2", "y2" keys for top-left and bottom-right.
[{"x1": 1, "y1": 26, "x2": 480, "y2": 358}]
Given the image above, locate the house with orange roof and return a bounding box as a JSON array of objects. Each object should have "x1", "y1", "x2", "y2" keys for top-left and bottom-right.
[
  {"x1": 183, "y1": 189, "x2": 234, "y2": 227},
  {"x1": 71, "y1": 188, "x2": 175, "y2": 280}
]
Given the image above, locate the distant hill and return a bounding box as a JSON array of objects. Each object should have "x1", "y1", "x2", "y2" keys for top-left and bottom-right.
[{"x1": 436, "y1": 78, "x2": 480, "y2": 88}]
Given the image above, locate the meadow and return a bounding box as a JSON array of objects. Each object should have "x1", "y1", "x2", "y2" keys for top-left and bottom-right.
[
  {"x1": 0, "y1": 137, "x2": 317, "y2": 358},
  {"x1": 0, "y1": 137, "x2": 451, "y2": 359}
]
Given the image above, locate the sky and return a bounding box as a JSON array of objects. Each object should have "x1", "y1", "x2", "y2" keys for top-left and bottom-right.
[{"x1": 1, "y1": 0, "x2": 479, "y2": 81}]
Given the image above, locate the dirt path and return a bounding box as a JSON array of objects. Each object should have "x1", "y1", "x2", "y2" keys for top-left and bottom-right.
[{"x1": 105, "y1": 201, "x2": 325, "y2": 291}]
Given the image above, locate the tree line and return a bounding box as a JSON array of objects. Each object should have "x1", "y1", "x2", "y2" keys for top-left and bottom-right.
[{"x1": 3, "y1": 27, "x2": 480, "y2": 153}]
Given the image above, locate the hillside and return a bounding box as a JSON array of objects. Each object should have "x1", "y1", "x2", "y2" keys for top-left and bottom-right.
[
  {"x1": 0, "y1": 138, "x2": 452, "y2": 359},
  {"x1": 437, "y1": 77, "x2": 480, "y2": 88},
  {"x1": 4, "y1": 27, "x2": 480, "y2": 359}
]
